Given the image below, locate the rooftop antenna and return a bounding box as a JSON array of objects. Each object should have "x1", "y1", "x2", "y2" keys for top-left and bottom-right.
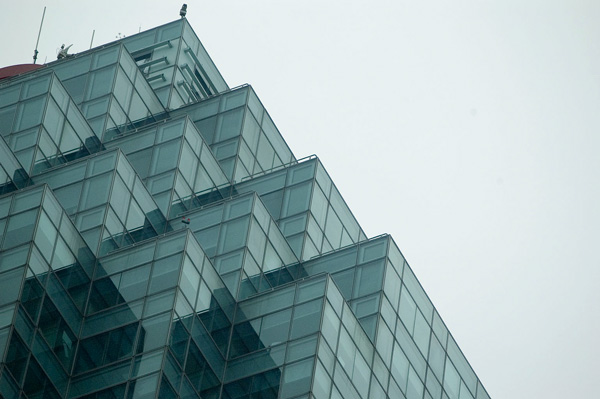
[
  {"x1": 89, "y1": 30, "x2": 95, "y2": 49},
  {"x1": 33, "y1": 6, "x2": 46, "y2": 64}
]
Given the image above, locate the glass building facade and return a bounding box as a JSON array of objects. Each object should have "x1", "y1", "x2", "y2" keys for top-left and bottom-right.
[{"x1": 0, "y1": 18, "x2": 491, "y2": 399}]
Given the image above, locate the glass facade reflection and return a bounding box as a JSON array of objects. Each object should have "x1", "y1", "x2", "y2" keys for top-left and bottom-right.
[
  {"x1": 0, "y1": 71, "x2": 101, "y2": 176},
  {"x1": 171, "y1": 85, "x2": 295, "y2": 181},
  {"x1": 104, "y1": 115, "x2": 229, "y2": 218},
  {"x1": 0, "y1": 18, "x2": 490, "y2": 399}
]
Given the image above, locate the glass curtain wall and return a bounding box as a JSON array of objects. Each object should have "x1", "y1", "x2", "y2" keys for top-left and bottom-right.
[
  {"x1": 170, "y1": 192, "x2": 298, "y2": 299},
  {"x1": 0, "y1": 136, "x2": 27, "y2": 194},
  {"x1": 172, "y1": 85, "x2": 295, "y2": 182},
  {"x1": 122, "y1": 19, "x2": 229, "y2": 110},
  {"x1": 235, "y1": 157, "x2": 367, "y2": 261},
  {"x1": 46, "y1": 44, "x2": 166, "y2": 140},
  {"x1": 0, "y1": 16, "x2": 492, "y2": 399},
  {"x1": 105, "y1": 116, "x2": 229, "y2": 218},
  {"x1": 0, "y1": 72, "x2": 101, "y2": 175},
  {"x1": 0, "y1": 185, "x2": 95, "y2": 398},
  {"x1": 32, "y1": 149, "x2": 167, "y2": 255}
]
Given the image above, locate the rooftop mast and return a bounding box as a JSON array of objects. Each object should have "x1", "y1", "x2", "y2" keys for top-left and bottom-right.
[{"x1": 33, "y1": 6, "x2": 46, "y2": 64}]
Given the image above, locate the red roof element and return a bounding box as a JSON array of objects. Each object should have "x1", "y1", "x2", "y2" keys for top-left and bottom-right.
[{"x1": 0, "y1": 64, "x2": 45, "y2": 80}]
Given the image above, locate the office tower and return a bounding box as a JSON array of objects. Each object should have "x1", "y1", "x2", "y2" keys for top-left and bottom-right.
[{"x1": 0, "y1": 18, "x2": 491, "y2": 399}]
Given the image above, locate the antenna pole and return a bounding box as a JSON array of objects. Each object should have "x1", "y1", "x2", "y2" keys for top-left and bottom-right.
[
  {"x1": 90, "y1": 30, "x2": 95, "y2": 49},
  {"x1": 33, "y1": 6, "x2": 46, "y2": 64}
]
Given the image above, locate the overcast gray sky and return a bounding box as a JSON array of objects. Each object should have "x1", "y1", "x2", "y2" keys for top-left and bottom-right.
[{"x1": 2, "y1": 1, "x2": 599, "y2": 398}]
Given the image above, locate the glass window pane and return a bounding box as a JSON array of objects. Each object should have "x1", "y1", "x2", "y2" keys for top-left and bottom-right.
[
  {"x1": 414, "y1": 310, "x2": 431, "y2": 356},
  {"x1": 353, "y1": 259, "x2": 385, "y2": 297},
  {"x1": 0, "y1": 105, "x2": 17, "y2": 135},
  {"x1": 281, "y1": 358, "x2": 314, "y2": 399},
  {"x1": 0, "y1": 84, "x2": 21, "y2": 107},
  {"x1": 12, "y1": 188, "x2": 43, "y2": 213},
  {"x1": 217, "y1": 216, "x2": 249, "y2": 253},
  {"x1": 15, "y1": 96, "x2": 45, "y2": 131},
  {"x1": 80, "y1": 172, "x2": 112, "y2": 209},
  {"x1": 290, "y1": 299, "x2": 323, "y2": 339},
  {"x1": 444, "y1": 359, "x2": 461, "y2": 398},
  {"x1": 85, "y1": 66, "x2": 116, "y2": 100},
  {"x1": 62, "y1": 75, "x2": 87, "y2": 103},
  {"x1": 260, "y1": 308, "x2": 292, "y2": 347},
  {"x1": 87, "y1": 152, "x2": 117, "y2": 177},
  {"x1": 282, "y1": 182, "x2": 312, "y2": 218},
  {"x1": 92, "y1": 47, "x2": 119, "y2": 70},
  {"x1": 149, "y1": 254, "x2": 183, "y2": 294},
  {"x1": 21, "y1": 75, "x2": 50, "y2": 100},
  {"x1": 215, "y1": 108, "x2": 244, "y2": 142},
  {"x1": 150, "y1": 140, "x2": 180, "y2": 175},
  {"x1": 35, "y1": 211, "x2": 57, "y2": 258},
  {"x1": 287, "y1": 162, "x2": 315, "y2": 185},
  {"x1": 0, "y1": 267, "x2": 25, "y2": 306},
  {"x1": 3, "y1": 209, "x2": 38, "y2": 249}
]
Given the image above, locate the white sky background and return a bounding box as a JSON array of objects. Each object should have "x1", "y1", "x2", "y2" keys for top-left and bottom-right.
[{"x1": 1, "y1": 1, "x2": 599, "y2": 398}]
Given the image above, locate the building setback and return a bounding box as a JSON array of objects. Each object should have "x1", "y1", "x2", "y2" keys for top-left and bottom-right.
[{"x1": 0, "y1": 18, "x2": 491, "y2": 399}]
